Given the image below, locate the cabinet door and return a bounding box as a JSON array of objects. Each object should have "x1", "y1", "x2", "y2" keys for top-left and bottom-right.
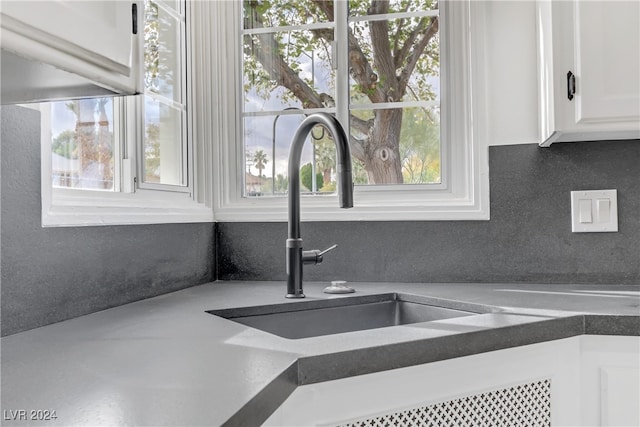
[
  {"x1": 574, "y1": 1, "x2": 640, "y2": 124},
  {"x1": 1, "y1": 1, "x2": 133, "y2": 75},
  {"x1": 580, "y1": 336, "x2": 640, "y2": 426},
  {"x1": 537, "y1": 0, "x2": 640, "y2": 145}
]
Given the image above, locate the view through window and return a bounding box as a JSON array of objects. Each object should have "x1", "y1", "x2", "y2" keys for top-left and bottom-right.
[
  {"x1": 242, "y1": 0, "x2": 440, "y2": 197},
  {"x1": 49, "y1": 98, "x2": 115, "y2": 191},
  {"x1": 142, "y1": 0, "x2": 186, "y2": 187}
]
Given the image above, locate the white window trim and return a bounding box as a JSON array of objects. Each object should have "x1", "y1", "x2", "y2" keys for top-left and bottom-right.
[
  {"x1": 208, "y1": 0, "x2": 490, "y2": 222},
  {"x1": 39, "y1": 1, "x2": 214, "y2": 227}
]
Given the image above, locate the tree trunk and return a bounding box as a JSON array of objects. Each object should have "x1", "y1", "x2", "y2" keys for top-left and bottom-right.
[
  {"x1": 322, "y1": 169, "x2": 331, "y2": 185},
  {"x1": 364, "y1": 109, "x2": 404, "y2": 184}
]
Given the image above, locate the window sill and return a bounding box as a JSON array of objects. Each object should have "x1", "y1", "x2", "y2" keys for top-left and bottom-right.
[
  {"x1": 42, "y1": 189, "x2": 214, "y2": 227},
  {"x1": 213, "y1": 180, "x2": 490, "y2": 222}
]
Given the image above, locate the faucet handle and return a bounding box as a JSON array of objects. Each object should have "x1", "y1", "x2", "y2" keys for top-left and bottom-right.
[
  {"x1": 318, "y1": 244, "x2": 338, "y2": 256},
  {"x1": 302, "y1": 244, "x2": 338, "y2": 265}
]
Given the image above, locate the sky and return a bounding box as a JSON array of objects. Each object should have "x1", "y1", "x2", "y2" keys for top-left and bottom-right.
[
  {"x1": 50, "y1": 99, "x2": 115, "y2": 139},
  {"x1": 243, "y1": 38, "x2": 333, "y2": 178}
]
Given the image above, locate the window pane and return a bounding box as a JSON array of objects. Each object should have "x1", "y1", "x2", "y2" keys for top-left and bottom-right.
[
  {"x1": 144, "y1": 0, "x2": 182, "y2": 102},
  {"x1": 244, "y1": 114, "x2": 335, "y2": 197},
  {"x1": 240, "y1": 1, "x2": 442, "y2": 196},
  {"x1": 244, "y1": 0, "x2": 332, "y2": 29},
  {"x1": 143, "y1": 96, "x2": 184, "y2": 186},
  {"x1": 349, "y1": 0, "x2": 438, "y2": 16},
  {"x1": 157, "y1": 0, "x2": 179, "y2": 13},
  {"x1": 351, "y1": 107, "x2": 441, "y2": 185},
  {"x1": 348, "y1": 3, "x2": 440, "y2": 185},
  {"x1": 50, "y1": 99, "x2": 115, "y2": 191},
  {"x1": 243, "y1": 29, "x2": 335, "y2": 113},
  {"x1": 349, "y1": 16, "x2": 440, "y2": 104}
]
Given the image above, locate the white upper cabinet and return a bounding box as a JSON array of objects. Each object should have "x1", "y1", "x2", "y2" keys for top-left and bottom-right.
[
  {"x1": 537, "y1": 0, "x2": 640, "y2": 146},
  {"x1": 0, "y1": 1, "x2": 142, "y2": 104}
]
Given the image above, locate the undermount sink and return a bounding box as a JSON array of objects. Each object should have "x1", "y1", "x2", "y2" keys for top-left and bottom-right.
[{"x1": 208, "y1": 293, "x2": 486, "y2": 339}]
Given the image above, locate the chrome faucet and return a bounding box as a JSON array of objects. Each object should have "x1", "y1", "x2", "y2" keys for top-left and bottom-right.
[{"x1": 286, "y1": 113, "x2": 354, "y2": 298}]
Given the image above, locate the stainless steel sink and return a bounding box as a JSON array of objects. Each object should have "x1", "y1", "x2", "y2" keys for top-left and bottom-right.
[{"x1": 208, "y1": 293, "x2": 485, "y2": 339}]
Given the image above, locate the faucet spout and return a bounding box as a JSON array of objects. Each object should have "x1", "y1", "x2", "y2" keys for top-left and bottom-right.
[{"x1": 286, "y1": 113, "x2": 353, "y2": 298}]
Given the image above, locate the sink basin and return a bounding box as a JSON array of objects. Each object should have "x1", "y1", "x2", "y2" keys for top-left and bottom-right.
[{"x1": 208, "y1": 293, "x2": 483, "y2": 339}]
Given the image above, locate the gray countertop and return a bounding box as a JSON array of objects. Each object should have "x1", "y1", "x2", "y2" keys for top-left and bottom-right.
[{"x1": 1, "y1": 281, "x2": 639, "y2": 426}]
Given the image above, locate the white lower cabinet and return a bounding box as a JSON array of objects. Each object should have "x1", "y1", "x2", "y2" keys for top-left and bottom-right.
[
  {"x1": 264, "y1": 336, "x2": 639, "y2": 426},
  {"x1": 580, "y1": 336, "x2": 640, "y2": 426}
]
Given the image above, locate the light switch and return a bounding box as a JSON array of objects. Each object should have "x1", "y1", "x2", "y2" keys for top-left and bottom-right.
[
  {"x1": 579, "y1": 199, "x2": 592, "y2": 223},
  {"x1": 597, "y1": 199, "x2": 610, "y2": 223},
  {"x1": 571, "y1": 190, "x2": 618, "y2": 232}
]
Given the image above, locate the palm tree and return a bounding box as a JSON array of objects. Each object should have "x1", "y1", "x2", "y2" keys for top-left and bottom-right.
[{"x1": 253, "y1": 150, "x2": 268, "y2": 178}]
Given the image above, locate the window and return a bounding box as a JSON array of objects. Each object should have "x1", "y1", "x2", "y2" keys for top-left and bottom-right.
[
  {"x1": 47, "y1": 98, "x2": 118, "y2": 192},
  {"x1": 243, "y1": 0, "x2": 441, "y2": 193},
  {"x1": 211, "y1": 0, "x2": 490, "y2": 221},
  {"x1": 140, "y1": 0, "x2": 187, "y2": 188},
  {"x1": 40, "y1": 0, "x2": 212, "y2": 226}
]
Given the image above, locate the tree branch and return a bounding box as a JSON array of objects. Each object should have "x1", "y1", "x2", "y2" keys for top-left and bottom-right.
[
  {"x1": 397, "y1": 15, "x2": 438, "y2": 95},
  {"x1": 350, "y1": 114, "x2": 374, "y2": 136},
  {"x1": 392, "y1": 1, "x2": 410, "y2": 60},
  {"x1": 253, "y1": 33, "x2": 325, "y2": 108},
  {"x1": 394, "y1": 15, "x2": 429, "y2": 70},
  {"x1": 246, "y1": 3, "x2": 325, "y2": 108},
  {"x1": 312, "y1": 0, "x2": 383, "y2": 103},
  {"x1": 311, "y1": 0, "x2": 334, "y2": 21},
  {"x1": 369, "y1": 1, "x2": 398, "y2": 100},
  {"x1": 348, "y1": 134, "x2": 366, "y2": 161}
]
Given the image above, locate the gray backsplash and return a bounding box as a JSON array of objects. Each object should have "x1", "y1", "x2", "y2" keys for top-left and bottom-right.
[
  {"x1": 1, "y1": 106, "x2": 215, "y2": 336},
  {"x1": 218, "y1": 139, "x2": 640, "y2": 285}
]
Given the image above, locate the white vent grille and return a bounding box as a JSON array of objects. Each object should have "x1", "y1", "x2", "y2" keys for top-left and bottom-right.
[{"x1": 339, "y1": 379, "x2": 551, "y2": 427}]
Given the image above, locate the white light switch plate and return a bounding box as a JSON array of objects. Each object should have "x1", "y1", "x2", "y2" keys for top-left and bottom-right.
[{"x1": 570, "y1": 190, "x2": 618, "y2": 232}]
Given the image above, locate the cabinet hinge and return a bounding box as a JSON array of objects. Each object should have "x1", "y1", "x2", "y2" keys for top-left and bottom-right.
[
  {"x1": 567, "y1": 71, "x2": 576, "y2": 101},
  {"x1": 132, "y1": 3, "x2": 138, "y2": 35}
]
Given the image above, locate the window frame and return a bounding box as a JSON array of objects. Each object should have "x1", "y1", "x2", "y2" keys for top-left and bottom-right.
[
  {"x1": 210, "y1": 0, "x2": 490, "y2": 222},
  {"x1": 39, "y1": 0, "x2": 213, "y2": 227},
  {"x1": 137, "y1": 0, "x2": 190, "y2": 191}
]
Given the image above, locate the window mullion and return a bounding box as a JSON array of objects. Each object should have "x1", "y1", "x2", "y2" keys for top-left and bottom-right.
[{"x1": 121, "y1": 95, "x2": 141, "y2": 193}]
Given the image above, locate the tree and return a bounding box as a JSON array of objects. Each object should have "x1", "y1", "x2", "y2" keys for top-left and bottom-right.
[
  {"x1": 144, "y1": 1, "x2": 176, "y2": 95},
  {"x1": 400, "y1": 106, "x2": 440, "y2": 183},
  {"x1": 244, "y1": 0, "x2": 440, "y2": 184},
  {"x1": 314, "y1": 137, "x2": 336, "y2": 186},
  {"x1": 253, "y1": 149, "x2": 269, "y2": 177},
  {"x1": 275, "y1": 173, "x2": 289, "y2": 193},
  {"x1": 300, "y1": 162, "x2": 323, "y2": 191},
  {"x1": 145, "y1": 123, "x2": 161, "y2": 182},
  {"x1": 65, "y1": 98, "x2": 114, "y2": 189},
  {"x1": 52, "y1": 130, "x2": 77, "y2": 159}
]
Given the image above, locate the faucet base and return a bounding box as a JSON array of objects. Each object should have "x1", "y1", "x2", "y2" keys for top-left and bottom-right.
[{"x1": 286, "y1": 293, "x2": 306, "y2": 299}]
